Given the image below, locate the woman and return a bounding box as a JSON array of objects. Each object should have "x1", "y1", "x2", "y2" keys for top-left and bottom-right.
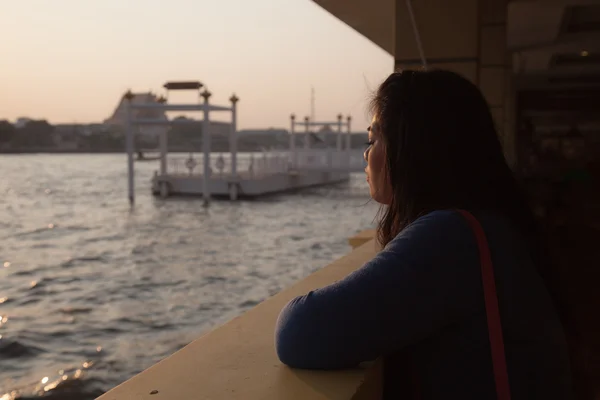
[{"x1": 275, "y1": 70, "x2": 573, "y2": 399}]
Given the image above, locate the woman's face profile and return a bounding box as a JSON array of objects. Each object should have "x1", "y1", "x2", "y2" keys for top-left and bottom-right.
[{"x1": 364, "y1": 116, "x2": 391, "y2": 205}]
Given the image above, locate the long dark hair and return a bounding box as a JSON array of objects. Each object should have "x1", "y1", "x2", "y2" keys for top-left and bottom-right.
[{"x1": 370, "y1": 69, "x2": 536, "y2": 246}]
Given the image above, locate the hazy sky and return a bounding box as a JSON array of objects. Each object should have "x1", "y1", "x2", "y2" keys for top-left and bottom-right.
[{"x1": 1, "y1": 0, "x2": 393, "y2": 130}]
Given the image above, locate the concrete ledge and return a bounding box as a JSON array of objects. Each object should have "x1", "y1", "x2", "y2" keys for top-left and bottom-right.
[
  {"x1": 348, "y1": 229, "x2": 376, "y2": 249},
  {"x1": 99, "y1": 238, "x2": 379, "y2": 400}
]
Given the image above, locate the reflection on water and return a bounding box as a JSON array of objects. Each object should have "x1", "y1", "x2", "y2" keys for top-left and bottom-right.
[{"x1": 0, "y1": 154, "x2": 377, "y2": 399}]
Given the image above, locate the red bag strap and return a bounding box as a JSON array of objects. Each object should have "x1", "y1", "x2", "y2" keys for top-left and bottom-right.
[{"x1": 456, "y1": 210, "x2": 512, "y2": 400}]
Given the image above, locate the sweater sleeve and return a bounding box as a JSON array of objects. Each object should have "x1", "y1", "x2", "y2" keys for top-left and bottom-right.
[{"x1": 274, "y1": 210, "x2": 485, "y2": 369}]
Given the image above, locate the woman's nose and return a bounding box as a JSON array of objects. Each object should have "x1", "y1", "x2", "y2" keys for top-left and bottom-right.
[{"x1": 363, "y1": 148, "x2": 370, "y2": 162}]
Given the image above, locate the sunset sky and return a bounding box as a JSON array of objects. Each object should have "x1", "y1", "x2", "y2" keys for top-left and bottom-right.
[{"x1": 1, "y1": 0, "x2": 393, "y2": 130}]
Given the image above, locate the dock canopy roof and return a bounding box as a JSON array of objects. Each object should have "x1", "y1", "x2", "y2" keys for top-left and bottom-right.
[{"x1": 163, "y1": 81, "x2": 204, "y2": 91}]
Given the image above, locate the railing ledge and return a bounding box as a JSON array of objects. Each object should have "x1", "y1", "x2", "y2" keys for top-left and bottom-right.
[
  {"x1": 98, "y1": 237, "x2": 380, "y2": 400},
  {"x1": 348, "y1": 229, "x2": 377, "y2": 249}
]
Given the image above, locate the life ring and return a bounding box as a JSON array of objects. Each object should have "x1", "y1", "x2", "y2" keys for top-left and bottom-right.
[
  {"x1": 185, "y1": 157, "x2": 197, "y2": 172},
  {"x1": 216, "y1": 156, "x2": 225, "y2": 173}
]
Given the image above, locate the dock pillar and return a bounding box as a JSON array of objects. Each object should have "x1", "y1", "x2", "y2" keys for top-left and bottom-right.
[
  {"x1": 229, "y1": 94, "x2": 239, "y2": 201},
  {"x1": 290, "y1": 114, "x2": 297, "y2": 170},
  {"x1": 327, "y1": 130, "x2": 333, "y2": 173},
  {"x1": 125, "y1": 91, "x2": 135, "y2": 206},
  {"x1": 346, "y1": 116, "x2": 352, "y2": 169},
  {"x1": 159, "y1": 122, "x2": 168, "y2": 198},
  {"x1": 201, "y1": 90, "x2": 212, "y2": 207},
  {"x1": 336, "y1": 114, "x2": 343, "y2": 170},
  {"x1": 304, "y1": 116, "x2": 310, "y2": 150},
  {"x1": 304, "y1": 116, "x2": 310, "y2": 170},
  {"x1": 228, "y1": 184, "x2": 238, "y2": 201}
]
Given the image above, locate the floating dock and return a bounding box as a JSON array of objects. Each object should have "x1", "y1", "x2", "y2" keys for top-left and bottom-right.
[
  {"x1": 150, "y1": 149, "x2": 366, "y2": 199},
  {"x1": 152, "y1": 169, "x2": 351, "y2": 199},
  {"x1": 123, "y1": 81, "x2": 366, "y2": 204}
]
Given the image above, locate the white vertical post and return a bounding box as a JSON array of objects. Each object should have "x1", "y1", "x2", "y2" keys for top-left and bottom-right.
[
  {"x1": 290, "y1": 114, "x2": 296, "y2": 170},
  {"x1": 158, "y1": 96, "x2": 168, "y2": 198},
  {"x1": 304, "y1": 116, "x2": 310, "y2": 150},
  {"x1": 336, "y1": 114, "x2": 343, "y2": 170},
  {"x1": 336, "y1": 114, "x2": 343, "y2": 151},
  {"x1": 159, "y1": 131, "x2": 167, "y2": 176},
  {"x1": 229, "y1": 94, "x2": 239, "y2": 201},
  {"x1": 159, "y1": 129, "x2": 168, "y2": 197},
  {"x1": 125, "y1": 91, "x2": 135, "y2": 206},
  {"x1": 346, "y1": 116, "x2": 352, "y2": 170},
  {"x1": 327, "y1": 119, "x2": 333, "y2": 172},
  {"x1": 201, "y1": 90, "x2": 212, "y2": 206}
]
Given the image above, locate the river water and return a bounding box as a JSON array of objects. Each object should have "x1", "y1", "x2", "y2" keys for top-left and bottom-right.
[{"x1": 0, "y1": 154, "x2": 378, "y2": 399}]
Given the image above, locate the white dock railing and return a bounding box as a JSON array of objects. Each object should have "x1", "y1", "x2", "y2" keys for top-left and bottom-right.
[
  {"x1": 166, "y1": 152, "x2": 291, "y2": 178},
  {"x1": 294, "y1": 149, "x2": 366, "y2": 172},
  {"x1": 164, "y1": 149, "x2": 365, "y2": 178}
]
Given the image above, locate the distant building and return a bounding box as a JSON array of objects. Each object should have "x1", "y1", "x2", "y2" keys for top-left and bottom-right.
[
  {"x1": 104, "y1": 92, "x2": 168, "y2": 140},
  {"x1": 104, "y1": 92, "x2": 233, "y2": 140},
  {"x1": 14, "y1": 117, "x2": 33, "y2": 129}
]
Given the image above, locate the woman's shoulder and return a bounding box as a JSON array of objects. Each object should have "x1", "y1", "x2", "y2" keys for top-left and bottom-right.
[
  {"x1": 387, "y1": 209, "x2": 522, "y2": 262},
  {"x1": 414, "y1": 209, "x2": 466, "y2": 226},
  {"x1": 394, "y1": 209, "x2": 519, "y2": 241},
  {"x1": 380, "y1": 210, "x2": 479, "y2": 270},
  {"x1": 388, "y1": 210, "x2": 472, "y2": 248},
  {"x1": 407, "y1": 209, "x2": 472, "y2": 233}
]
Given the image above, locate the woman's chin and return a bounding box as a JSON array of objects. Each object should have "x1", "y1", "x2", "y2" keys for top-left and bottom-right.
[
  {"x1": 369, "y1": 189, "x2": 380, "y2": 202},
  {"x1": 370, "y1": 190, "x2": 391, "y2": 205}
]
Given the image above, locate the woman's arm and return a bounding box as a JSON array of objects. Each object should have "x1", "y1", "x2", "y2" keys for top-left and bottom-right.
[{"x1": 274, "y1": 210, "x2": 484, "y2": 369}]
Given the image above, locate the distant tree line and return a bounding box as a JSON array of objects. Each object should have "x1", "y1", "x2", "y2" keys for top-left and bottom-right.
[
  {"x1": 0, "y1": 119, "x2": 369, "y2": 153},
  {"x1": 0, "y1": 120, "x2": 56, "y2": 149},
  {"x1": 0, "y1": 119, "x2": 127, "y2": 152}
]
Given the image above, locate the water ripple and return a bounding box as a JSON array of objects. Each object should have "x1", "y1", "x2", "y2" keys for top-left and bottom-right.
[{"x1": 0, "y1": 154, "x2": 377, "y2": 399}]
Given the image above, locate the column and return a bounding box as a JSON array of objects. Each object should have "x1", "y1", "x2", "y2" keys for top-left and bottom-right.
[
  {"x1": 394, "y1": 0, "x2": 480, "y2": 81},
  {"x1": 230, "y1": 94, "x2": 239, "y2": 178},
  {"x1": 229, "y1": 94, "x2": 239, "y2": 200},
  {"x1": 201, "y1": 90, "x2": 212, "y2": 206},
  {"x1": 479, "y1": 0, "x2": 514, "y2": 167},
  {"x1": 336, "y1": 114, "x2": 343, "y2": 170},
  {"x1": 393, "y1": 0, "x2": 515, "y2": 165},
  {"x1": 304, "y1": 116, "x2": 310, "y2": 150},
  {"x1": 479, "y1": 0, "x2": 512, "y2": 165},
  {"x1": 159, "y1": 128, "x2": 168, "y2": 198},
  {"x1": 290, "y1": 114, "x2": 296, "y2": 169},
  {"x1": 346, "y1": 116, "x2": 352, "y2": 169},
  {"x1": 124, "y1": 91, "x2": 135, "y2": 205}
]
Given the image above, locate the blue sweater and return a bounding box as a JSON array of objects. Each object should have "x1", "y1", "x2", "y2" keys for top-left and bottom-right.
[{"x1": 275, "y1": 210, "x2": 572, "y2": 399}]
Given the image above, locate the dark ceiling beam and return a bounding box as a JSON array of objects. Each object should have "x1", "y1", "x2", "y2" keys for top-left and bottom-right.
[
  {"x1": 518, "y1": 89, "x2": 600, "y2": 111},
  {"x1": 509, "y1": 32, "x2": 600, "y2": 52}
]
